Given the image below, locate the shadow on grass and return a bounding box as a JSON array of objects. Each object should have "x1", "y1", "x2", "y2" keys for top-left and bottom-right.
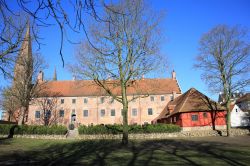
[{"x1": 0, "y1": 138, "x2": 250, "y2": 166}]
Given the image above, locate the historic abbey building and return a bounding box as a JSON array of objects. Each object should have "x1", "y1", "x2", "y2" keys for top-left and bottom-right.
[
  {"x1": 3, "y1": 23, "x2": 182, "y2": 126},
  {"x1": 28, "y1": 74, "x2": 181, "y2": 126}
]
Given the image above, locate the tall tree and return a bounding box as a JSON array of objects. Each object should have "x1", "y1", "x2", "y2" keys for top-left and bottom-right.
[
  {"x1": 71, "y1": 0, "x2": 164, "y2": 145},
  {"x1": 35, "y1": 93, "x2": 59, "y2": 126},
  {"x1": 0, "y1": 87, "x2": 18, "y2": 122},
  {"x1": 8, "y1": 52, "x2": 46, "y2": 125},
  {"x1": 195, "y1": 25, "x2": 250, "y2": 136}
]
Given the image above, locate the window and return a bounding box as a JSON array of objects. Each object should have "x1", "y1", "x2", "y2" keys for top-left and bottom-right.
[
  {"x1": 150, "y1": 96, "x2": 154, "y2": 102},
  {"x1": 111, "y1": 109, "x2": 115, "y2": 116},
  {"x1": 83, "y1": 110, "x2": 88, "y2": 117},
  {"x1": 132, "y1": 108, "x2": 137, "y2": 116},
  {"x1": 148, "y1": 108, "x2": 153, "y2": 115},
  {"x1": 84, "y1": 98, "x2": 88, "y2": 104},
  {"x1": 170, "y1": 95, "x2": 174, "y2": 101},
  {"x1": 61, "y1": 99, "x2": 64, "y2": 104},
  {"x1": 72, "y1": 99, "x2": 76, "y2": 104},
  {"x1": 45, "y1": 110, "x2": 51, "y2": 119},
  {"x1": 173, "y1": 117, "x2": 176, "y2": 122},
  {"x1": 203, "y1": 112, "x2": 207, "y2": 118},
  {"x1": 191, "y1": 115, "x2": 198, "y2": 121},
  {"x1": 100, "y1": 97, "x2": 105, "y2": 104},
  {"x1": 161, "y1": 96, "x2": 165, "y2": 101},
  {"x1": 59, "y1": 110, "x2": 64, "y2": 117},
  {"x1": 35, "y1": 111, "x2": 40, "y2": 118},
  {"x1": 110, "y1": 98, "x2": 114, "y2": 104},
  {"x1": 100, "y1": 109, "x2": 105, "y2": 117},
  {"x1": 47, "y1": 99, "x2": 51, "y2": 104}
]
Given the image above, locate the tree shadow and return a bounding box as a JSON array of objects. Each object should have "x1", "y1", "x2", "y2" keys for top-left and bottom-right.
[
  {"x1": 7, "y1": 125, "x2": 18, "y2": 138},
  {"x1": 0, "y1": 138, "x2": 249, "y2": 165}
]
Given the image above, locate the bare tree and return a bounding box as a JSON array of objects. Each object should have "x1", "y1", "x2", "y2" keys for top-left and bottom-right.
[
  {"x1": 0, "y1": 87, "x2": 18, "y2": 122},
  {"x1": 35, "y1": 93, "x2": 59, "y2": 126},
  {"x1": 195, "y1": 25, "x2": 250, "y2": 136},
  {"x1": 70, "y1": 0, "x2": 165, "y2": 145},
  {"x1": 0, "y1": 11, "x2": 27, "y2": 76},
  {"x1": 9, "y1": 52, "x2": 46, "y2": 125},
  {"x1": 0, "y1": 0, "x2": 98, "y2": 66}
]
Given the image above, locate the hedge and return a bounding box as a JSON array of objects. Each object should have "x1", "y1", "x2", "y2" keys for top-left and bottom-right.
[
  {"x1": 78, "y1": 124, "x2": 181, "y2": 135},
  {"x1": 0, "y1": 124, "x2": 67, "y2": 135}
]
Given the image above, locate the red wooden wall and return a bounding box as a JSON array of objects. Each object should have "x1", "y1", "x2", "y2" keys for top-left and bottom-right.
[{"x1": 168, "y1": 111, "x2": 226, "y2": 127}]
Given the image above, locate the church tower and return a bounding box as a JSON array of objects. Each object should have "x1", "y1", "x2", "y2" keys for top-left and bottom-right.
[
  {"x1": 13, "y1": 21, "x2": 33, "y2": 85},
  {"x1": 12, "y1": 21, "x2": 33, "y2": 125}
]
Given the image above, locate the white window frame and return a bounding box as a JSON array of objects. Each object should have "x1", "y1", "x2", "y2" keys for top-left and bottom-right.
[{"x1": 132, "y1": 108, "x2": 138, "y2": 116}]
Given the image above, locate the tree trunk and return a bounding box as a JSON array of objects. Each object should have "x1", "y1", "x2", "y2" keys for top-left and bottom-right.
[
  {"x1": 18, "y1": 106, "x2": 25, "y2": 125},
  {"x1": 211, "y1": 111, "x2": 216, "y2": 130},
  {"x1": 122, "y1": 103, "x2": 129, "y2": 145},
  {"x1": 8, "y1": 114, "x2": 11, "y2": 122},
  {"x1": 226, "y1": 101, "x2": 231, "y2": 136},
  {"x1": 121, "y1": 83, "x2": 129, "y2": 145}
]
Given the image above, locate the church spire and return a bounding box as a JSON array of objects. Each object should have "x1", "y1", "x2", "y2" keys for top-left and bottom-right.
[
  {"x1": 14, "y1": 21, "x2": 32, "y2": 79},
  {"x1": 19, "y1": 20, "x2": 31, "y2": 60},
  {"x1": 53, "y1": 67, "x2": 57, "y2": 81}
]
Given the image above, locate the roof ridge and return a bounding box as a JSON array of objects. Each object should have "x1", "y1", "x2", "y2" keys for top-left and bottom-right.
[
  {"x1": 175, "y1": 79, "x2": 182, "y2": 94},
  {"x1": 48, "y1": 78, "x2": 176, "y2": 82},
  {"x1": 178, "y1": 88, "x2": 193, "y2": 113}
]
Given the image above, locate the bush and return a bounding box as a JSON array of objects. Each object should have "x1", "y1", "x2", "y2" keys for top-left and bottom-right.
[
  {"x1": 143, "y1": 124, "x2": 181, "y2": 133},
  {"x1": 0, "y1": 124, "x2": 15, "y2": 135},
  {"x1": 0, "y1": 124, "x2": 67, "y2": 135},
  {"x1": 78, "y1": 124, "x2": 181, "y2": 135},
  {"x1": 78, "y1": 125, "x2": 109, "y2": 135}
]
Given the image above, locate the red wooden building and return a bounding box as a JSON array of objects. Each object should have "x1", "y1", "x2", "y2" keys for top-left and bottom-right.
[{"x1": 156, "y1": 88, "x2": 226, "y2": 130}]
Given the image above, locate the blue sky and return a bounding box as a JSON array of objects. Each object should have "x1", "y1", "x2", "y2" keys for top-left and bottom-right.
[
  {"x1": 0, "y1": 0, "x2": 250, "y2": 106},
  {"x1": 43, "y1": 0, "x2": 249, "y2": 99}
]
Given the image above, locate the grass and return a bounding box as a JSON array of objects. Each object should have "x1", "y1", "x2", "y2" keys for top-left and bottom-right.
[{"x1": 0, "y1": 136, "x2": 250, "y2": 165}]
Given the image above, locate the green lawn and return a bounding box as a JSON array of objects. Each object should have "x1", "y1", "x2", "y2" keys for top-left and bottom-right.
[{"x1": 0, "y1": 136, "x2": 250, "y2": 165}]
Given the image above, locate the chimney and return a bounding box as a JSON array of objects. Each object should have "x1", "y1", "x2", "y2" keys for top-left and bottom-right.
[
  {"x1": 172, "y1": 70, "x2": 176, "y2": 80},
  {"x1": 142, "y1": 75, "x2": 145, "y2": 80},
  {"x1": 53, "y1": 67, "x2": 57, "y2": 81},
  {"x1": 37, "y1": 71, "x2": 44, "y2": 83}
]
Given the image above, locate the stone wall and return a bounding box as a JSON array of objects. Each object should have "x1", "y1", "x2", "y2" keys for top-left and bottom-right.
[
  {"x1": 220, "y1": 128, "x2": 250, "y2": 136},
  {"x1": 0, "y1": 128, "x2": 248, "y2": 140},
  {"x1": 182, "y1": 125, "x2": 226, "y2": 131},
  {"x1": 0, "y1": 134, "x2": 66, "y2": 139}
]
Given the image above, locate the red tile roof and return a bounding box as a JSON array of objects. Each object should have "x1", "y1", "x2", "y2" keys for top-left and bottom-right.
[{"x1": 39, "y1": 78, "x2": 181, "y2": 97}]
